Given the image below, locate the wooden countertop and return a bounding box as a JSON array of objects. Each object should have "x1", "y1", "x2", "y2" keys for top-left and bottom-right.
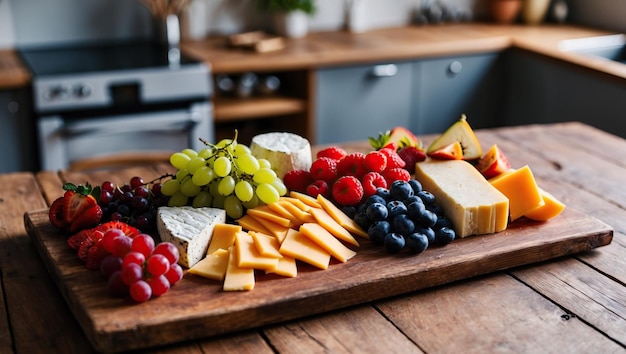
[
  {"x1": 2, "y1": 23, "x2": 624, "y2": 90},
  {"x1": 2, "y1": 122, "x2": 625, "y2": 353}
]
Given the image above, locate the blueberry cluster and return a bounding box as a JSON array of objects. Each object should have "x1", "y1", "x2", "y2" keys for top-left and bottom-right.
[{"x1": 351, "y1": 179, "x2": 456, "y2": 254}]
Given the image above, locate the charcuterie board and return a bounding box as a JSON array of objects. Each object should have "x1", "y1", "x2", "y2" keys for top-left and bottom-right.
[{"x1": 24, "y1": 207, "x2": 612, "y2": 353}]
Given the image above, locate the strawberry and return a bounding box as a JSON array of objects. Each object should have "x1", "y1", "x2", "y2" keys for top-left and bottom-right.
[
  {"x1": 364, "y1": 150, "x2": 387, "y2": 173},
  {"x1": 85, "y1": 240, "x2": 109, "y2": 270},
  {"x1": 397, "y1": 146, "x2": 427, "y2": 174},
  {"x1": 283, "y1": 169, "x2": 313, "y2": 193},
  {"x1": 96, "y1": 221, "x2": 141, "y2": 238},
  {"x1": 48, "y1": 197, "x2": 66, "y2": 231},
  {"x1": 77, "y1": 230, "x2": 104, "y2": 262},
  {"x1": 49, "y1": 182, "x2": 103, "y2": 234},
  {"x1": 361, "y1": 172, "x2": 387, "y2": 197},
  {"x1": 336, "y1": 152, "x2": 367, "y2": 178},
  {"x1": 306, "y1": 180, "x2": 329, "y2": 198},
  {"x1": 309, "y1": 157, "x2": 337, "y2": 182},
  {"x1": 379, "y1": 148, "x2": 406, "y2": 169},
  {"x1": 332, "y1": 176, "x2": 364, "y2": 206},
  {"x1": 316, "y1": 146, "x2": 347, "y2": 160},
  {"x1": 382, "y1": 167, "x2": 411, "y2": 186}
]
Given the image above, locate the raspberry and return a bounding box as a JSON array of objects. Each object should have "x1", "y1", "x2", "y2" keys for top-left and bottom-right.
[
  {"x1": 379, "y1": 148, "x2": 406, "y2": 169},
  {"x1": 361, "y1": 172, "x2": 388, "y2": 197},
  {"x1": 336, "y1": 152, "x2": 367, "y2": 178},
  {"x1": 316, "y1": 146, "x2": 347, "y2": 160},
  {"x1": 309, "y1": 157, "x2": 337, "y2": 182},
  {"x1": 382, "y1": 167, "x2": 411, "y2": 186},
  {"x1": 77, "y1": 230, "x2": 104, "y2": 262},
  {"x1": 397, "y1": 146, "x2": 427, "y2": 174},
  {"x1": 364, "y1": 150, "x2": 387, "y2": 173},
  {"x1": 283, "y1": 169, "x2": 313, "y2": 193},
  {"x1": 306, "y1": 180, "x2": 330, "y2": 198},
  {"x1": 332, "y1": 176, "x2": 364, "y2": 206}
]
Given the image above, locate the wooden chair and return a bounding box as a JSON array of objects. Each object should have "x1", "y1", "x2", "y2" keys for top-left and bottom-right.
[{"x1": 68, "y1": 151, "x2": 173, "y2": 172}]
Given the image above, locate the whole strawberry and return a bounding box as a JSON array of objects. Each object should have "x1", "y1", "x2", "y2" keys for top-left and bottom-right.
[
  {"x1": 397, "y1": 146, "x2": 427, "y2": 174},
  {"x1": 49, "y1": 182, "x2": 103, "y2": 234}
]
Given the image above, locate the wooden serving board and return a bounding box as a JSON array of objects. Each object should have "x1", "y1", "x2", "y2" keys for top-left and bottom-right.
[{"x1": 24, "y1": 207, "x2": 612, "y2": 353}]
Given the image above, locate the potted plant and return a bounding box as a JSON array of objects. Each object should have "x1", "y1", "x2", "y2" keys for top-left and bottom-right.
[{"x1": 258, "y1": 0, "x2": 316, "y2": 38}]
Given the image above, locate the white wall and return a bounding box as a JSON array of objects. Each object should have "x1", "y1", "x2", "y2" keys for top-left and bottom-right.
[{"x1": 0, "y1": 0, "x2": 16, "y2": 48}]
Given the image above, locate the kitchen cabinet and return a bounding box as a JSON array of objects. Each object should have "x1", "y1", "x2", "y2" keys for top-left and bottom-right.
[
  {"x1": 411, "y1": 52, "x2": 505, "y2": 135},
  {"x1": 503, "y1": 48, "x2": 626, "y2": 138},
  {"x1": 314, "y1": 61, "x2": 413, "y2": 145},
  {"x1": 0, "y1": 89, "x2": 37, "y2": 173}
]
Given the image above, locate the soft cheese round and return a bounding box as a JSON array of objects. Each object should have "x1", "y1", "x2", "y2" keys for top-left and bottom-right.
[{"x1": 250, "y1": 132, "x2": 312, "y2": 179}]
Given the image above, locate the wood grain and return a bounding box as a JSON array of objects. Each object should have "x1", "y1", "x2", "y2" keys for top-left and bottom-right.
[{"x1": 24, "y1": 205, "x2": 612, "y2": 352}]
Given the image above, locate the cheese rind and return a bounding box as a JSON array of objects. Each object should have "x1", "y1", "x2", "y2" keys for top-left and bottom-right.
[
  {"x1": 156, "y1": 206, "x2": 226, "y2": 268},
  {"x1": 414, "y1": 160, "x2": 509, "y2": 238},
  {"x1": 250, "y1": 132, "x2": 312, "y2": 179}
]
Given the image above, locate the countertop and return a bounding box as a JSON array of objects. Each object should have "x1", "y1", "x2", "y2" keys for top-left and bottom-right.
[
  {"x1": 2, "y1": 23, "x2": 625, "y2": 90},
  {"x1": 1, "y1": 121, "x2": 625, "y2": 353}
]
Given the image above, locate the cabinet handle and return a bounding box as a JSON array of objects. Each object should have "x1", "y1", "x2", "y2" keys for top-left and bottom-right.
[
  {"x1": 448, "y1": 61, "x2": 463, "y2": 75},
  {"x1": 370, "y1": 64, "x2": 398, "y2": 77}
]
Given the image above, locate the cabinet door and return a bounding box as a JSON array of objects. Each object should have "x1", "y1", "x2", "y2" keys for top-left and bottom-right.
[
  {"x1": 0, "y1": 90, "x2": 37, "y2": 173},
  {"x1": 315, "y1": 62, "x2": 412, "y2": 145},
  {"x1": 413, "y1": 53, "x2": 503, "y2": 135}
]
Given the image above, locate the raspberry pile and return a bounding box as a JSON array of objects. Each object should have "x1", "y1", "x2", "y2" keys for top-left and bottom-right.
[{"x1": 283, "y1": 146, "x2": 412, "y2": 207}]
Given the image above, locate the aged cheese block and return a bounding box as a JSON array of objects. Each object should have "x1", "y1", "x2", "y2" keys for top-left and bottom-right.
[
  {"x1": 488, "y1": 166, "x2": 545, "y2": 221},
  {"x1": 250, "y1": 132, "x2": 312, "y2": 179},
  {"x1": 156, "y1": 206, "x2": 226, "y2": 268},
  {"x1": 188, "y1": 248, "x2": 230, "y2": 281},
  {"x1": 414, "y1": 160, "x2": 509, "y2": 238}
]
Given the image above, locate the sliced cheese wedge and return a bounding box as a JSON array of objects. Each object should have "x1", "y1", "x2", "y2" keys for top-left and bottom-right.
[
  {"x1": 489, "y1": 165, "x2": 545, "y2": 221},
  {"x1": 309, "y1": 207, "x2": 359, "y2": 247},
  {"x1": 236, "y1": 214, "x2": 273, "y2": 235},
  {"x1": 223, "y1": 246, "x2": 255, "y2": 291},
  {"x1": 207, "y1": 223, "x2": 241, "y2": 255},
  {"x1": 188, "y1": 248, "x2": 230, "y2": 281},
  {"x1": 524, "y1": 188, "x2": 565, "y2": 221},
  {"x1": 317, "y1": 194, "x2": 368, "y2": 239},
  {"x1": 249, "y1": 231, "x2": 283, "y2": 259},
  {"x1": 299, "y1": 222, "x2": 357, "y2": 263},
  {"x1": 234, "y1": 231, "x2": 278, "y2": 271},
  {"x1": 415, "y1": 160, "x2": 509, "y2": 238},
  {"x1": 279, "y1": 228, "x2": 331, "y2": 270}
]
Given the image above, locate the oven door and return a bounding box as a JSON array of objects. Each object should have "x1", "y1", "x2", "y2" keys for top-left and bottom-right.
[{"x1": 37, "y1": 101, "x2": 213, "y2": 171}]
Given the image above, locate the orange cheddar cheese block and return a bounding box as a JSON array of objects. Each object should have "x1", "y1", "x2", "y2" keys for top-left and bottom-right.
[
  {"x1": 524, "y1": 188, "x2": 566, "y2": 221},
  {"x1": 290, "y1": 191, "x2": 322, "y2": 209},
  {"x1": 249, "y1": 231, "x2": 283, "y2": 258},
  {"x1": 207, "y1": 223, "x2": 241, "y2": 255},
  {"x1": 223, "y1": 247, "x2": 255, "y2": 291},
  {"x1": 415, "y1": 160, "x2": 509, "y2": 238},
  {"x1": 266, "y1": 255, "x2": 298, "y2": 278},
  {"x1": 249, "y1": 214, "x2": 290, "y2": 243},
  {"x1": 299, "y1": 223, "x2": 357, "y2": 263},
  {"x1": 279, "y1": 228, "x2": 331, "y2": 270},
  {"x1": 246, "y1": 205, "x2": 293, "y2": 227},
  {"x1": 234, "y1": 232, "x2": 278, "y2": 271},
  {"x1": 309, "y1": 207, "x2": 359, "y2": 247},
  {"x1": 489, "y1": 166, "x2": 544, "y2": 221},
  {"x1": 317, "y1": 194, "x2": 368, "y2": 239},
  {"x1": 236, "y1": 214, "x2": 273, "y2": 235},
  {"x1": 188, "y1": 248, "x2": 230, "y2": 281},
  {"x1": 278, "y1": 200, "x2": 316, "y2": 224}
]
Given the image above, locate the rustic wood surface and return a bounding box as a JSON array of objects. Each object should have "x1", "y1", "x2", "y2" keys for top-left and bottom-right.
[{"x1": 1, "y1": 122, "x2": 626, "y2": 353}]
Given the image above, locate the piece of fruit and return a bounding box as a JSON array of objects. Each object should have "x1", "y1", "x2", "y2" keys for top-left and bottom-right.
[
  {"x1": 309, "y1": 157, "x2": 337, "y2": 182},
  {"x1": 381, "y1": 167, "x2": 411, "y2": 185},
  {"x1": 378, "y1": 148, "x2": 405, "y2": 169},
  {"x1": 332, "y1": 176, "x2": 364, "y2": 206},
  {"x1": 283, "y1": 169, "x2": 313, "y2": 193},
  {"x1": 316, "y1": 146, "x2": 347, "y2": 160},
  {"x1": 369, "y1": 126, "x2": 422, "y2": 151},
  {"x1": 476, "y1": 144, "x2": 512, "y2": 179},
  {"x1": 426, "y1": 114, "x2": 482, "y2": 160},
  {"x1": 396, "y1": 146, "x2": 427, "y2": 173},
  {"x1": 364, "y1": 150, "x2": 387, "y2": 173},
  {"x1": 49, "y1": 183, "x2": 103, "y2": 234},
  {"x1": 336, "y1": 152, "x2": 367, "y2": 177},
  {"x1": 428, "y1": 141, "x2": 464, "y2": 160}
]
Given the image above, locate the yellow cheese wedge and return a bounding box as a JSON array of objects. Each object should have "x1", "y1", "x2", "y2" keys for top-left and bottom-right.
[
  {"x1": 415, "y1": 160, "x2": 509, "y2": 238},
  {"x1": 266, "y1": 255, "x2": 298, "y2": 278},
  {"x1": 317, "y1": 194, "x2": 368, "y2": 239},
  {"x1": 279, "y1": 228, "x2": 331, "y2": 270},
  {"x1": 235, "y1": 231, "x2": 278, "y2": 271},
  {"x1": 489, "y1": 165, "x2": 544, "y2": 221},
  {"x1": 524, "y1": 188, "x2": 566, "y2": 221},
  {"x1": 207, "y1": 223, "x2": 241, "y2": 255},
  {"x1": 249, "y1": 231, "x2": 283, "y2": 258},
  {"x1": 309, "y1": 207, "x2": 359, "y2": 247},
  {"x1": 279, "y1": 200, "x2": 316, "y2": 224},
  {"x1": 299, "y1": 222, "x2": 357, "y2": 263},
  {"x1": 223, "y1": 247, "x2": 255, "y2": 291},
  {"x1": 290, "y1": 191, "x2": 322, "y2": 209},
  {"x1": 246, "y1": 205, "x2": 293, "y2": 227},
  {"x1": 188, "y1": 248, "x2": 230, "y2": 281},
  {"x1": 280, "y1": 196, "x2": 312, "y2": 212},
  {"x1": 236, "y1": 214, "x2": 273, "y2": 235},
  {"x1": 267, "y1": 201, "x2": 302, "y2": 226},
  {"x1": 248, "y1": 214, "x2": 290, "y2": 243}
]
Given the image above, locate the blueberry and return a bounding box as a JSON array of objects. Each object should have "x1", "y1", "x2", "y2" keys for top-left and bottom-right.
[
  {"x1": 376, "y1": 187, "x2": 391, "y2": 201},
  {"x1": 417, "y1": 190, "x2": 436, "y2": 205},
  {"x1": 392, "y1": 214, "x2": 415, "y2": 236},
  {"x1": 386, "y1": 200, "x2": 408, "y2": 218},
  {"x1": 384, "y1": 233, "x2": 405, "y2": 253},
  {"x1": 353, "y1": 212, "x2": 371, "y2": 230},
  {"x1": 434, "y1": 216, "x2": 453, "y2": 230},
  {"x1": 342, "y1": 205, "x2": 357, "y2": 219},
  {"x1": 435, "y1": 227, "x2": 456, "y2": 245},
  {"x1": 414, "y1": 226, "x2": 435, "y2": 245},
  {"x1": 365, "y1": 194, "x2": 387, "y2": 207},
  {"x1": 366, "y1": 202, "x2": 388, "y2": 222},
  {"x1": 426, "y1": 203, "x2": 443, "y2": 215},
  {"x1": 368, "y1": 220, "x2": 391, "y2": 245},
  {"x1": 408, "y1": 179, "x2": 423, "y2": 194},
  {"x1": 417, "y1": 208, "x2": 437, "y2": 228},
  {"x1": 357, "y1": 203, "x2": 367, "y2": 214},
  {"x1": 404, "y1": 195, "x2": 421, "y2": 206},
  {"x1": 389, "y1": 180, "x2": 414, "y2": 201},
  {"x1": 406, "y1": 233, "x2": 429, "y2": 254},
  {"x1": 407, "y1": 200, "x2": 426, "y2": 220}
]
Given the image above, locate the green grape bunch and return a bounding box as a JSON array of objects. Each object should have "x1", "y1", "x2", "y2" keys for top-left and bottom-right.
[{"x1": 160, "y1": 131, "x2": 287, "y2": 219}]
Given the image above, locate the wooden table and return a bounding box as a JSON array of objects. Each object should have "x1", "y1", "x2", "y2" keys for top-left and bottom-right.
[{"x1": 1, "y1": 122, "x2": 625, "y2": 353}]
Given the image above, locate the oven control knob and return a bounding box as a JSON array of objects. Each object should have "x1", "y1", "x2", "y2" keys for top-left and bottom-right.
[
  {"x1": 73, "y1": 83, "x2": 92, "y2": 99},
  {"x1": 44, "y1": 85, "x2": 70, "y2": 101}
]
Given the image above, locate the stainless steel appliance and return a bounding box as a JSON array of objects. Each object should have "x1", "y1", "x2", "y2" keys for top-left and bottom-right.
[{"x1": 19, "y1": 41, "x2": 213, "y2": 171}]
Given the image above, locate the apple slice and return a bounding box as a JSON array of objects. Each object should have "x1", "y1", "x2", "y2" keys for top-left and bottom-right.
[
  {"x1": 476, "y1": 144, "x2": 512, "y2": 179},
  {"x1": 388, "y1": 126, "x2": 421, "y2": 149},
  {"x1": 427, "y1": 141, "x2": 464, "y2": 160},
  {"x1": 426, "y1": 115, "x2": 482, "y2": 160}
]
